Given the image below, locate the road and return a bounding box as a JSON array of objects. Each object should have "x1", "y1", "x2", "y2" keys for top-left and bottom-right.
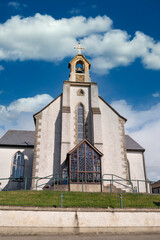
[{"x1": 0, "y1": 234, "x2": 159, "y2": 240}]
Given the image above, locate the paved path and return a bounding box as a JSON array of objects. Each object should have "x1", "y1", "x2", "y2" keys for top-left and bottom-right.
[{"x1": 0, "y1": 234, "x2": 160, "y2": 240}]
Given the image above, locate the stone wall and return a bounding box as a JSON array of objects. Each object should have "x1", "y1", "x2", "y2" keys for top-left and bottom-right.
[{"x1": 0, "y1": 207, "x2": 160, "y2": 234}]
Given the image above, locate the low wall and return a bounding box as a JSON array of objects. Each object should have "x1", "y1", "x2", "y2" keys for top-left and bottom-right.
[
  {"x1": 0, "y1": 207, "x2": 160, "y2": 234},
  {"x1": 70, "y1": 183, "x2": 101, "y2": 192}
]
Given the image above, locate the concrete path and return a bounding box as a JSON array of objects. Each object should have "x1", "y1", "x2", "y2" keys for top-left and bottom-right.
[{"x1": 0, "y1": 234, "x2": 160, "y2": 240}]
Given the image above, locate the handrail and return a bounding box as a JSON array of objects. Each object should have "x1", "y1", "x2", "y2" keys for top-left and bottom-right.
[
  {"x1": 114, "y1": 180, "x2": 132, "y2": 190},
  {"x1": 0, "y1": 175, "x2": 151, "y2": 193},
  {"x1": 103, "y1": 173, "x2": 130, "y2": 182},
  {"x1": 102, "y1": 174, "x2": 134, "y2": 192},
  {"x1": 36, "y1": 172, "x2": 68, "y2": 190},
  {"x1": 36, "y1": 173, "x2": 144, "y2": 192}
]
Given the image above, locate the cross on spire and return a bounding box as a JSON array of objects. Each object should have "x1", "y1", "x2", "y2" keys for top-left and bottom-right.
[{"x1": 74, "y1": 42, "x2": 85, "y2": 54}]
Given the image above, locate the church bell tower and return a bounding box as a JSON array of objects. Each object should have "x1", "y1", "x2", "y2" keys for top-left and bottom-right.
[
  {"x1": 60, "y1": 43, "x2": 103, "y2": 168},
  {"x1": 68, "y1": 43, "x2": 91, "y2": 82}
]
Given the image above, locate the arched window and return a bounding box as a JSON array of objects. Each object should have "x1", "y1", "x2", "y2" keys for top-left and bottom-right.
[
  {"x1": 12, "y1": 152, "x2": 24, "y2": 178},
  {"x1": 75, "y1": 60, "x2": 84, "y2": 73},
  {"x1": 78, "y1": 104, "x2": 84, "y2": 142}
]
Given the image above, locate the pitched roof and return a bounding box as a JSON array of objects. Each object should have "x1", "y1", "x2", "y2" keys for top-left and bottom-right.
[
  {"x1": 152, "y1": 179, "x2": 160, "y2": 184},
  {"x1": 125, "y1": 135, "x2": 145, "y2": 152},
  {"x1": 99, "y1": 95, "x2": 127, "y2": 122},
  {"x1": 0, "y1": 130, "x2": 35, "y2": 147},
  {"x1": 68, "y1": 138, "x2": 103, "y2": 156},
  {"x1": 151, "y1": 180, "x2": 160, "y2": 187},
  {"x1": 68, "y1": 54, "x2": 91, "y2": 68},
  {"x1": 33, "y1": 94, "x2": 62, "y2": 119},
  {"x1": 0, "y1": 130, "x2": 145, "y2": 152}
]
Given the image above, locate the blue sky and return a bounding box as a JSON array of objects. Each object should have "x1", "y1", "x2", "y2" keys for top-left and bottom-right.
[{"x1": 0, "y1": 0, "x2": 160, "y2": 180}]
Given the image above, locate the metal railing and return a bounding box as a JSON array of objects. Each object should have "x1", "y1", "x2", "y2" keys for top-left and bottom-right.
[
  {"x1": 102, "y1": 174, "x2": 134, "y2": 192},
  {"x1": 0, "y1": 174, "x2": 151, "y2": 194},
  {"x1": 0, "y1": 184, "x2": 158, "y2": 209},
  {"x1": 0, "y1": 175, "x2": 156, "y2": 209}
]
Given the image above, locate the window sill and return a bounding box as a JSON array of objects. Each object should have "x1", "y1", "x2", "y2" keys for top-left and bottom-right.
[{"x1": 10, "y1": 178, "x2": 24, "y2": 182}]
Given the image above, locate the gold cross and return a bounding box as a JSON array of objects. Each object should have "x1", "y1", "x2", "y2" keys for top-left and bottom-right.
[{"x1": 74, "y1": 42, "x2": 85, "y2": 54}]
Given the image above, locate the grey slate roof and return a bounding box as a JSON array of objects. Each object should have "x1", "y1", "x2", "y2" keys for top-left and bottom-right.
[
  {"x1": 151, "y1": 179, "x2": 160, "y2": 184},
  {"x1": 0, "y1": 130, "x2": 145, "y2": 151},
  {"x1": 0, "y1": 130, "x2": 35, "y2": 147},
  {"x1": 125, "y1": 135, "x2": 145, "y2": 151}
]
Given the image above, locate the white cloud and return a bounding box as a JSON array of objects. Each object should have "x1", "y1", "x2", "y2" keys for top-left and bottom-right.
[
  {"x1": 0, "y1": 14, "x2": 112, "y2": 62},
  {"x1": 0, "y1": 14, "x2": 160, "y2": 73},
  {"x1": 111, "y1": 99, "x2": 160, "y2": 181},
  {"x1": 8, "y1": 2, "x2": 20, "y2": 9},
  {"x1": 152, "y1": 92, "x2": 159, "y2": 98},
  {"x1": 0, "y1": 94, "x2": 53, "y2": 137},
  {"x1": 0, "y1": 65, "x2": 4, "y2": 71},
  {"x1": 83, "y1": 31, "x2": 160, "y2": 73}
]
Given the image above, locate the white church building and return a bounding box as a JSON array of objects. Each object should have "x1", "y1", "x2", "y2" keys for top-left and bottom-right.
[{"x1": 0, "y1": 46, "x2": 149, "y2": 193}]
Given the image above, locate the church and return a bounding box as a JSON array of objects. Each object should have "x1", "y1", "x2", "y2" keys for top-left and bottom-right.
[{"x1": 0, "y1": 44, "x2": 149, "y2": 193}]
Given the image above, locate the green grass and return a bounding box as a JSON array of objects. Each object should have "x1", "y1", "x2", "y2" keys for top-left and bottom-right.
[{"x1": 0, "y1": 191, "x2": 160, "y2": 208}]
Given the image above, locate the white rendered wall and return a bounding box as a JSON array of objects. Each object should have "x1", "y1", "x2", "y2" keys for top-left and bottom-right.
[
  {"x1": 99, "y1": 98, "x2": 127, "y2": 180},
  {"x1": 127, "y1": 151, "x2": 146, "y2": 192},
  {"x1": 0, "y1": 147, "x2": 33, "y2": 190},
  {"x1": 34, "y1": 81, "x2": 146, "y2": 193},
  {"x1": 0, "y1": 208, "x2": 160, "y2": 234},
  {"x1": 37, "y1": 96, "x2": 62, "y2": 179},
  {"x1": 70, "y1": 85, "x2": 91, "y2": 148},
  {"x1": 90, "y1": 84, "x2": 103, "y2": 153}
]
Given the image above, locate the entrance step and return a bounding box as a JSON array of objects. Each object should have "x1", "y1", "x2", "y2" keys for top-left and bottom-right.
[
  {"x1": 103, "y1": 185, "x2": 126, "y2": 193},
  {"x1": 43, "y1": 184, "x2": 69, "y2": 191}
]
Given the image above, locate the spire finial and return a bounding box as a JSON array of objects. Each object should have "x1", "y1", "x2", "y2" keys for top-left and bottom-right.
[{"x1": 74, "y1": 42, "x2": 85, "y2": 54}]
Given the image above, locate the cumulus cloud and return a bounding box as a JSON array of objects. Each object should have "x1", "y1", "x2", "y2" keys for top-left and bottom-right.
[
  {"x1": 111, "y1": 99, "x2": 160, "y2": 181},
  {"x1": 0, "y1": 14, "x2": 112, "y2": 62},
  {"x1": 83, "y1": 31, "x2": 160, "y2": 73},
  {"x1": 0, "y1": 65, "x2": 4, "y2": 71},
  {"x1": 0, "y1": 94, "x2": 53, "y2": 137},
  {"x1": 0, "y1": 14, "x2": 160, "y2": 73}
]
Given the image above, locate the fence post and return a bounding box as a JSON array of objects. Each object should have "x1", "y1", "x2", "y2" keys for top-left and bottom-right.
[
  {"x1": 120, "y1": 194, "x2": 123, "y2": 208},
  {"x1": 53, "y1": 178, "x2": 55, "y2": 191},
  {"x1": 24, "y1": 177, "x2": 27, "y2": 190},
  {"x1": 110, "y1": 180, "x2": 112, "y2": 193},
  {"x1": 82, "y1": 176, "x2": 84, "y2": 192},
  {"x1": 131, "y1": 182, "x2": 134, "y2": 193},
  {"x1": 137, "y1": 180, "x2": 139, "y2": 193},
  {"x1": 36, "y1": 179, "x2": 38, "y2": 190},
  {"x1": 61, "y1": 193, "x2": 63, "y2": 208}
]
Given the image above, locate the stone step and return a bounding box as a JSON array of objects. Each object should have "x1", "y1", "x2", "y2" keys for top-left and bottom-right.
[
  {"x1": 103, "y1": 185, "x2": 126, "y2": 193},
  {"x1": 43, "y1": 183, "x2": 131, "y2": 193},
  {"x1": 43, "y1": 184, "x2": 69, "y2": 191}
]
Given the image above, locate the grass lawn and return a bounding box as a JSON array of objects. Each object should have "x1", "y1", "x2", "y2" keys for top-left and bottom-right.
[{"x1": 0, "y1": 191, "x2": 160, "y2": 208}]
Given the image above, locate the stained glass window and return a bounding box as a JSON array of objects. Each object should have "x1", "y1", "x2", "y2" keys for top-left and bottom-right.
[
  {"x1": 70, "y1": 141, "x2": 101, "y2": 183},
  {"x1": 86, "y1": 144, "x2": 93, "y2": 171},
  {"x1": 78, "y1": 104, "x2": 84, "y2": 142},
  {"x1": 12, "y1": 152, "x2": 24, "y2": 178}
]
